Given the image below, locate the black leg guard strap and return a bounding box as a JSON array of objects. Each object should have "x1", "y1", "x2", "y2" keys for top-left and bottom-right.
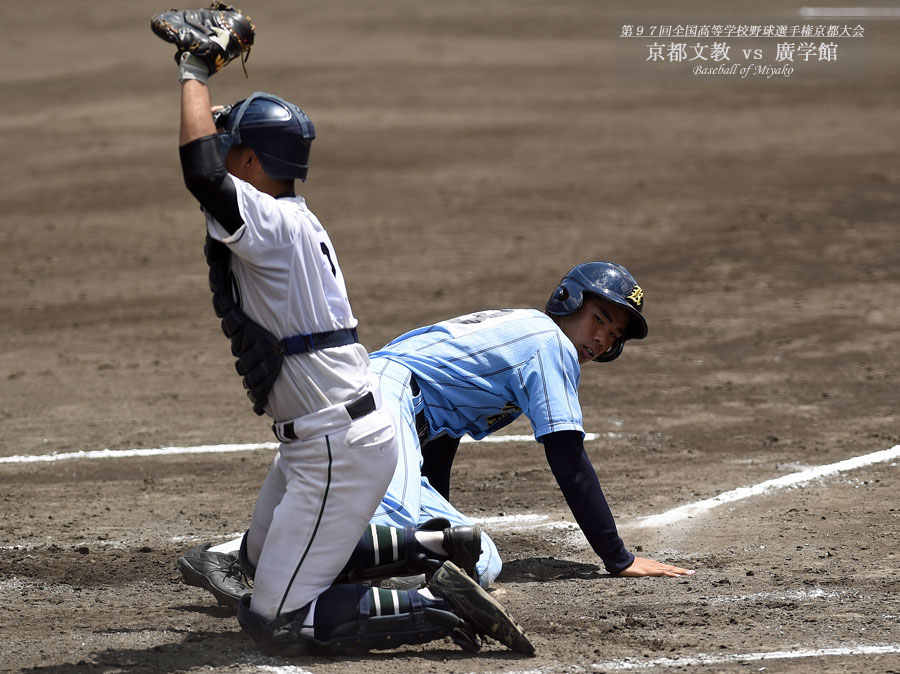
[
  {"x1": 238, "y1": 530, "x2": 257, "y2": 581},
  {"x1": 237, "y1": 595, "x2": 313, "y2": 656}
]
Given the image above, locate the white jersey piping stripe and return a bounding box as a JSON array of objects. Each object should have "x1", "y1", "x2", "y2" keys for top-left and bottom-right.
[
  {"x1": 372, "y1": 587, "x2": 382, "y2": 616},
  {"x1": 370, "y1": 523, "x2": 379, "y2": 566}
]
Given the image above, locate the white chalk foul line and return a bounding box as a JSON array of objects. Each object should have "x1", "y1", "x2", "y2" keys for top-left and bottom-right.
[
  {"x1": 0, "y1": 433, "x2": 606, "y2": 465},
  {"x1": 0, "y1": 443, "x2": 281, "y2": 464},
  {"x1": 591, "y1": 643, "x2": 900, "y2": 670},
  {"x1": 4, "y1": 439, "x2": 898, "y2": 535},
  {"x1": 636, "y1": 444, "x2": 900, "y2": 529},
  {"x1": 255, "y1": 666, "x2": 314, "y2": 674},
  {"x1": 243, "y1": 643, "x2": 900, "y2": 673}
]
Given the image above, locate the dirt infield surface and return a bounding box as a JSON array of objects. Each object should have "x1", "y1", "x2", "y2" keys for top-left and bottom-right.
[{"x1": 2, "y1": 1, "x2": 899, "y2": 672}]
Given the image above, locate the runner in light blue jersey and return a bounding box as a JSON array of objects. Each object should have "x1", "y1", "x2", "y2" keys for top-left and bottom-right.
[
  {"x1": 374, "y1": 308, "x2": 582, "y2": 441},
  {"x1": 369, "y1": 262, "x2": 695, "y2": 587}
]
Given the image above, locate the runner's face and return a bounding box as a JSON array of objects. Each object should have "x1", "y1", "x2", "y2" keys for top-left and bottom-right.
[{"x1": 557, "y1": 295, "x2": 630, "y2": 365}]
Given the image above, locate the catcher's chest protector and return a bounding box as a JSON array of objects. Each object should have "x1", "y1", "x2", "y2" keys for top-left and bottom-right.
[
  {"x1": 204, "y1": 235, "x2": 284, "y2": 415},
  {"x1": 203, "y1": 235, "x2": 362, "y2": 416}
]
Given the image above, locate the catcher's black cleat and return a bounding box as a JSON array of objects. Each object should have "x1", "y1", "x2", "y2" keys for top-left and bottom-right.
[
  {"x1": 177, "y1": 543, "x2": 251, "y2": 609},
  {"x1": 428, "y1": 560, "x2": 535, "y2": 656}
]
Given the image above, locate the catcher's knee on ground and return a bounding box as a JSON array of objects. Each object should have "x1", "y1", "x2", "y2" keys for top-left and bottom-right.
[
  {"x1": 236, "y1": 582, "x2": 477, "y2": 655},
  {"x1": 237, "y1": 561, "x2": 533, "y2": 656}
]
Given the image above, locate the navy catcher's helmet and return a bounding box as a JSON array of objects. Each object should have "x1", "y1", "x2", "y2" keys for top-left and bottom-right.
[
  {"x1": 215, "y1": 92, "x2": 316, "y2": 181},
  {"x1": 546, "y1": 262, "x2": 648, "y2": 362}
]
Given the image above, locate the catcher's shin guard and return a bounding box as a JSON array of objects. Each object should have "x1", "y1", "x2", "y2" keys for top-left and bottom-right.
[
  {"x1": 336, "y1": 518, "x2": 482, "y2": 584},
  {"x1": 237, "y1": 585, "x2": 479, "y2": 655}
]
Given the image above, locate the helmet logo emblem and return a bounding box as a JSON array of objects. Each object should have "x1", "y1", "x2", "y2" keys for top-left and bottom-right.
[{"x1": 627, "y1": 285, "x2": 643, "y2": 306}]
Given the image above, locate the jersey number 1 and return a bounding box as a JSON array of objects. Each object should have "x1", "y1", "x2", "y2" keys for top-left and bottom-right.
[{"x1": 320, "y1": 242, "x2": 336, "y2": 276}]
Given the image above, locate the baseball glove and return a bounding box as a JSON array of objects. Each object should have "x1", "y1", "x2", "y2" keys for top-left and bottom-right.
[{"x1": 151, "y1": 2, "x2": 255, "y2": 76}]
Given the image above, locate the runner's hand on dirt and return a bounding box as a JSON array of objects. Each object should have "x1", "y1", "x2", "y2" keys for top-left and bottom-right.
[{"x1": 617, "y1": 556, "x2": 695, "y2": 578}]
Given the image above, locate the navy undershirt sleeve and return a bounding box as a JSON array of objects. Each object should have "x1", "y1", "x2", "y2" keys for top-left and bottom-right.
[
  {"x1": 421, "y1": 434, "x2": 461, "y2": 501},
  {"x1": 178, "y1": 134, "x2": 243, "y2": 235},
  {"x1": 542, "y1": 430, "x2": 635, "y2": 574}
]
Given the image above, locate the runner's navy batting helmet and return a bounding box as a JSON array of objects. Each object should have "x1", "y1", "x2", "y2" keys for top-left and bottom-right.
[
  {"x1": 545, "y1": 262, "x2": 648, "y2": 362},
  {"x1": 215, "y1": 92, "x2": 316, "y2": 181}
]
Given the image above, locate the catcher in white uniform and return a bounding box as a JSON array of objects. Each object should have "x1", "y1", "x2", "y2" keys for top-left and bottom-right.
[{"x1": 156, "y1": 2, "x2": 533, "y2": 657}]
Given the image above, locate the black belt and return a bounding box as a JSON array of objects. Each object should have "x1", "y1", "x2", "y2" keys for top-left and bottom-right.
[
  {"x1": 275, "y1": 391, "x2": 376, "y2": 441},
  {"x1": 277, "y1": 327, "x2": 359, "y2": 355},
  {"x1": 409, "y1": 375, "x2": 430, "y2": 445}
]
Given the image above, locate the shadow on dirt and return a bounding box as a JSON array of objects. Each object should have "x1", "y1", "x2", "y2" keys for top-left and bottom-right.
[
  {"x1": 171, "y1": 602, "x2": 238, "y2": 618},
  {"x1": 500, "y1": 557, "x2": 607, "y2": 582},
  {"x1": 21, "y1": 630, "x2": 531, "y2": 673},
  {"x1": 21, "y1": 630, "x2": 247, "y2": 674}
]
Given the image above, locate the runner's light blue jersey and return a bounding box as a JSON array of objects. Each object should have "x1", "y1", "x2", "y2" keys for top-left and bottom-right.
[{"x1": 369, "y1": 308, "x2": 583, "y2": 441}]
